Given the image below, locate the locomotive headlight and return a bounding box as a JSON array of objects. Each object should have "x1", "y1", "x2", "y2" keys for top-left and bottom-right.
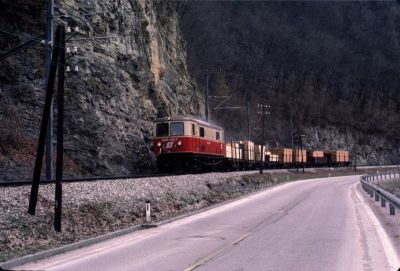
[
  {"x1": 177, "y1": 140, "x2": 182, "y2": 146},
  {"x1": 156, "y1": 142, "x2": 162, "y2": 147}
]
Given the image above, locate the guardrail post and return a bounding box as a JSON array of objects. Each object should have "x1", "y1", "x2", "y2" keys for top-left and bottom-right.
[
  {"x1": 389, "y1": 204, "x2": 395, "y2": 215},
  {"x1": 369, "y1": 190, "x2": 373, "y2": 197},
  {"x1": 375, "y1": 193, "x2": 379, "y2": 202},
  {"x1": 381, "y1": 198, "x2": 386, "y2": 207}
]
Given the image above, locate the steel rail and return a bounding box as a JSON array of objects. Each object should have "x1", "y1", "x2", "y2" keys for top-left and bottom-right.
[{"x1": 0, "y1": 173, "x2": 183, "y2": 187}]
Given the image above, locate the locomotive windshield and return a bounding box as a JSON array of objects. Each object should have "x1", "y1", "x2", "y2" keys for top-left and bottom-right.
[
  {"x1": 156, "y1": 123, "x2": 169, "y2": 137},
  {"x1": 170, "y1": 122, "x2": 184, "y2": 136}
]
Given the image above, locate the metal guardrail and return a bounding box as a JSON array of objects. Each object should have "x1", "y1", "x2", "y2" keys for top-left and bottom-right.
[{"x1": 360, "y1": 172, "x2": 400, "y2": 215}]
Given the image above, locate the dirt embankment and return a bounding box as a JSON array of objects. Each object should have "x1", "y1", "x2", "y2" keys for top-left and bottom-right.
[{"x1": 0, "y1": 167, "x2": 394, "y2": 262}]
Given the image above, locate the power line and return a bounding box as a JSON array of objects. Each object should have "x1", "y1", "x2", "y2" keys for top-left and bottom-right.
[
  {"x1": 0, "y1": 34, "x2": 45, "y2": 61},
  {"x1": 68, "y1": 35, "x2": 117, "y2": 42}
]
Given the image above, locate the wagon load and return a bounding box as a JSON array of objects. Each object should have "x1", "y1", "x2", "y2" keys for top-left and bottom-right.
[
  {"x1": 269, "y1": 148, "x2": 292, "y2": 163},
  {"x1": 238, "y1": 140, "x2": 255, "y2": 161},
  {"x1": 330, "y1": 150, "x2": 349, "y2": 163},
  {"x1": 309, "y1": 151, "x2": 324, "y2": 157},
  {"x1": 293, "y1": 149, "x2": 307, "y2": 163},
  {"x1": 225, "y1": 142, "x2": 243, "y2": 160}
]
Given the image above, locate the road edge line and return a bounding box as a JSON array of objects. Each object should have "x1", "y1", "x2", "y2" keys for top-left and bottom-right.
[{"x1": 354, "y1": 183, "x2": 400, "y2": 269}]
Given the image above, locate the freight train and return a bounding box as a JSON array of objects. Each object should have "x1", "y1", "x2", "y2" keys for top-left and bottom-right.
[{"x1": 152, "y1": 116, "x2": 350, "y2": 172}]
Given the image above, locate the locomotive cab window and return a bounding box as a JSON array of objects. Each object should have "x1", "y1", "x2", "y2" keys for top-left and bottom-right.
[
  {"x1": 216, "y1": 131, "x2": 220, "y2": 140},
  {"x1": 156, "y1": 123, "x2": 169, "y2": 137},
  {"x1": 200, "y1": 127, "x2": 205, "y2": 137},
  {"x1": 170, "y1": 122, "x2": 184, "y2": 136},
  {"x1": 192, "y1": 124, "x2": 196, "y2": 136}
]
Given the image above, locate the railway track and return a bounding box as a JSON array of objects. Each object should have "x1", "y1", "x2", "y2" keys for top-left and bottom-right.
[
  {"x1": 0, "y1": 173, "x2": 182, "y2": 187},
  {"x1": 1, "y1": 165, "x2": 396, "y2": 187}
]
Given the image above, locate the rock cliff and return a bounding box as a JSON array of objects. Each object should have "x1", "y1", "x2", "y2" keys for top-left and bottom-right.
[{"x1": 0, "y1": 0, "x2": 202, "y2": 180}]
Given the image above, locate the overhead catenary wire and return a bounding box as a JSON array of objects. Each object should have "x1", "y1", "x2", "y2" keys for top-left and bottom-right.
[
  {"x1": 0, "y1": 33, "x2": 46, "y2": 61},
  {"x1": 0, "y1": 27, "x2": 43, "y2": 40}
]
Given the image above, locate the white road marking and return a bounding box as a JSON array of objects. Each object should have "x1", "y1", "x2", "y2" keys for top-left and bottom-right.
[{"x1": 354, "y1": 183, "x2": 400, "y2": 269}]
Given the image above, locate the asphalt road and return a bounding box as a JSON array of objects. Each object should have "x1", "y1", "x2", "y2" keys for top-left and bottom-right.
[{"x1": 14, "y1": 175, "x2": 400, "y2": 271}]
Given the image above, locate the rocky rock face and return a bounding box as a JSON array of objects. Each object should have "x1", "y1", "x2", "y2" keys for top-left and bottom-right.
[
  {"x1": 0, "y1": 0, "x2": 203, "y2": 179},
  {"x1": 304, "y1": 127, "x2": 400, "y2": 166}
]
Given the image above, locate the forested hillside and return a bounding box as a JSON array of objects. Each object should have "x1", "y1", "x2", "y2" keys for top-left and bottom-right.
[{"x1": 180, "y1": 1, "x2": 400, "y2": 164}]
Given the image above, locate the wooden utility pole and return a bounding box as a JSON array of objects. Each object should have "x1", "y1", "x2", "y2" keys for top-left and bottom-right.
[
  {"x1": 353, "y1": 143, "x2": 357, "y2": 172},
  {"x1": 300, "y1": 135, "x2": 305, "y2": 173},
  {"x1": 247, "y1": 99, "x2": 250, "y2": 141},
  {"x1": 45, "y1": 0, "x2": 55, "y2": 182},
  {"x1": 290, "y1": 110, "x2": 294, "y2": 151},
  {"x1": 54, "y1": 25, "x2": 66, "y2": 232},
  {"x1": 295, "y1": 134, "x2": 305, "y2": 173},
  {"x1": 204, "y1": 71, "x2": 209, "y2": 122},
  {"x1": 258, "y1": 103, "x2": 270, "y2": 174},
  {"x1": 28, "y1": 26, "x2": 62, "y2": 216}
]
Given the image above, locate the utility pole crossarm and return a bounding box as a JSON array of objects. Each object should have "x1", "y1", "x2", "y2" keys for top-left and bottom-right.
[{"x1": 204, "y1": 71, "x2": 209, "y2": 122}]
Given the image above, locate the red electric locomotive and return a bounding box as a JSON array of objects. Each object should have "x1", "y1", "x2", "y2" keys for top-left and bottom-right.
[{"x1": 152, "y1": 116, "x2": 225, "y2": 172}]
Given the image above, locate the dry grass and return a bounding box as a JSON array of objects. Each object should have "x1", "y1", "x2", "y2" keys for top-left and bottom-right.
[{"x1": 375, "y1": 178, "x2": 400, "y2": 198}]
